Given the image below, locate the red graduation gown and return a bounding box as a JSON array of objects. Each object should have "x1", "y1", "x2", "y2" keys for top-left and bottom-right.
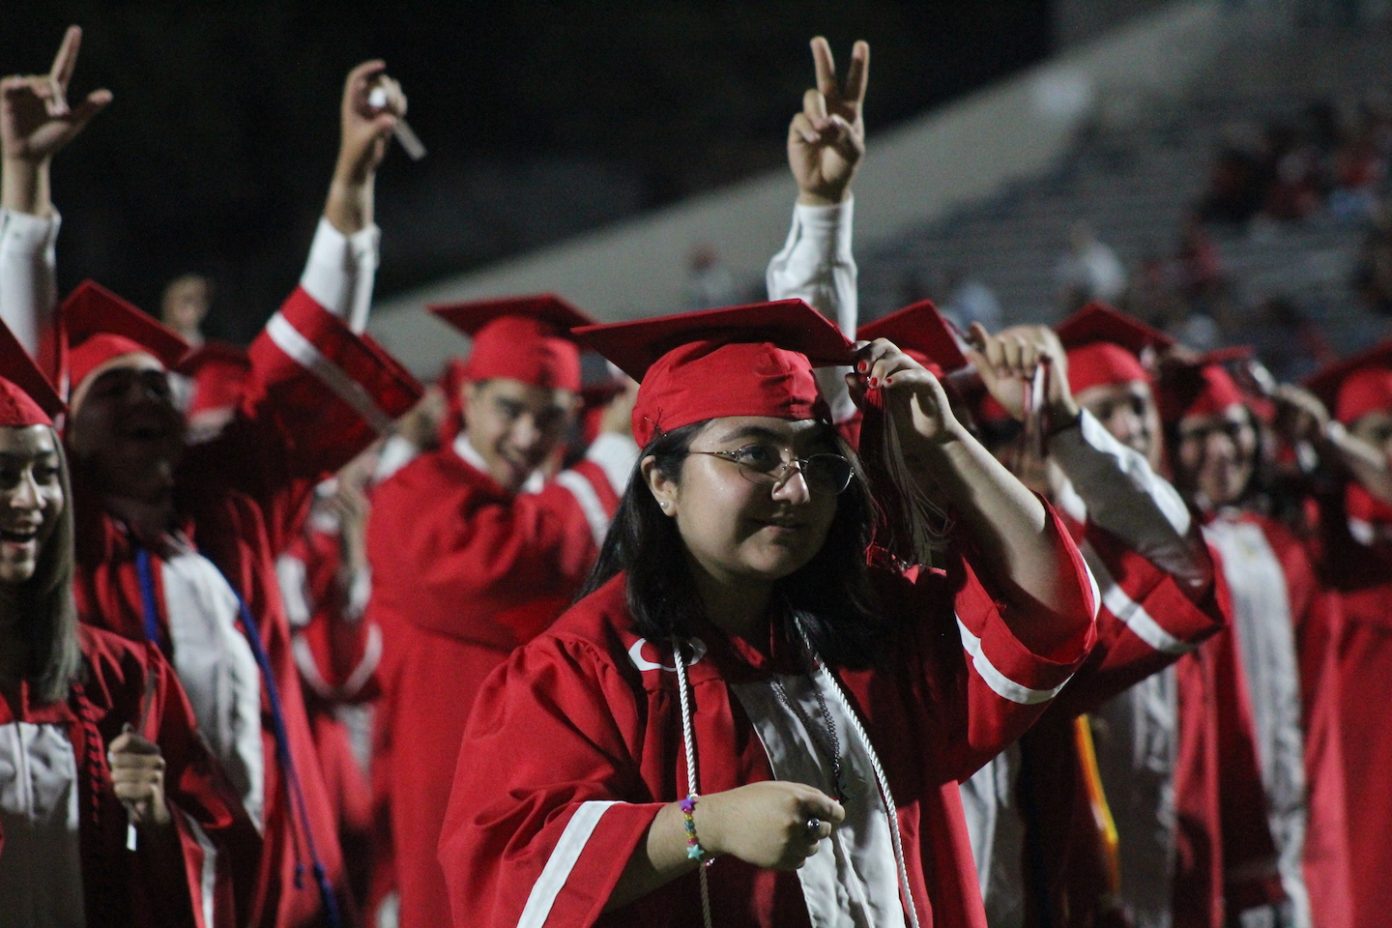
[
  {"x1": 1310, "y1": 492, "x2": 1392, "y2": 928},
  {"x1": 73, "y1": 287, "x2": 421, "y2": 928},
  {"x1": 279, "y1": 515, "x2": 382, "y2": 910},
  {"x1": 366, "y1": 442, "x2": 621, "y2": 928},
  {"x1": 0, "y1": 625, "x2": 260, "y2": 928},
  {"x1": 1204, "y1": 509, "x2": 1351, "y2": 928},
  {"x1": 1015, "y1": 518, "x2": 1230, "y2": 928},
  {"x1": 438, "y1": 508, "x2": 1097, "y2": 928}
]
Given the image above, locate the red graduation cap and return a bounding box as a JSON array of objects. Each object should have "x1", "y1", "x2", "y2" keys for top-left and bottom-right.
[
  {"x1": 857, "y1": 300, "x2": 969, "y2": 375},
  {"x1": 175, "y1": 341, "x2": 251, "y2": 418},
  {"x1": 429, "y1": 294, "x2": 595, "y2": 393},
  {"x1": 1055, "y1": 302, "x2": 1175, "y2": 395},
  {"x1": 574, "y1": 299, "x2": 853, "y2": 447},
  {"x1": 61, "y1": 280, "x2": 191, "y2": 398},
  {"x1": 0, "y1": 314, "x2": 64, "y2": 428},
  {"x1": 1156, "y1": 349, "x2": 1249, "y2": 425},
  {"x1": 1305, "y1": 338, "x2": 1392, "y2": 425}
]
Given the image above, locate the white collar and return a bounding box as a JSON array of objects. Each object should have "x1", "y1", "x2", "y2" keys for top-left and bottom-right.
[{"x1": 452, "y1": 432, "x2": 544, "y2": 493}]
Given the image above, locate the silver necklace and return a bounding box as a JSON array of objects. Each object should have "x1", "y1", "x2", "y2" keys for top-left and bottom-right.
[{"x1": 769, "y1": 672, "x2": 849, "y2": 803}]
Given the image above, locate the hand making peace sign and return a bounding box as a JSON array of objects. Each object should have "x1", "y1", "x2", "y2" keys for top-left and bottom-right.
[{"x1": 787, "y1": 36, "x2": 869, "y2": 207}]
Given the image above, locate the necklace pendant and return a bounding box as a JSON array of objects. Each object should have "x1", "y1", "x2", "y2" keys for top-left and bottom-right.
[{"x1": 840, "y1": 771, "x2": 867, "y2": 802}]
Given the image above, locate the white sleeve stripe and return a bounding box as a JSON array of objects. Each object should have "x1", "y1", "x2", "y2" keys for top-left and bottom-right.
[
  {"x1": 292, "y1": 635, "x2": 337, "y2": 700},
  {"x1": 955, "y1": 615, "x2": 1072, "y2": 705},
  {"x1": 517, "y1": 800, "x2": 619, "y2": 928},
  {"x1": 266, "y1": 312, "x2": 394, "y2": 433},
  {"x1": 185, "y1": 816, "x2": 218, "y2": 928},
  {"x1": 275, "y1": 554, "x2": 313, "y2": 628},
  {"x1": 292, "y1": 623, "x2": 383, "y2": 701},
  {"x1": 555, "y1": 470, "x2": 609, "y2": 548},
  {"x1": 1085, "y1": 549, "x2": 1194, "y2": 656}
]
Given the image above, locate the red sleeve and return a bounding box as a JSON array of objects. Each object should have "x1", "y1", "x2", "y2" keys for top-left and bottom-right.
[
  {"x1": 437, "y1": 637, "x2": 663, "y2": 928},
  {"x1": 280, "y1": 532, "x2": 382, "y2": 702},
  {"x1": 366, "y1": 462, "x2": 608, "y2": 646},
  {"x1": 1046, "y1": 525, "x2": 1229, "y2": 718},
  {"x1": 907, "y1": 502, "x2": 1098, "y2": 781},
  {"x1": 182, "y1": 287, "x2": 422, "y2": 551}
]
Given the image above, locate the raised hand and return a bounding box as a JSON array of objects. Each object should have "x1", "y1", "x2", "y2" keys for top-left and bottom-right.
[
  {"x1": 787, "y1": 37, "x2": 868, "y2": 206},
  {"x1": 335, "y1": 59, "x2": 404, "y2": 185},
  {"x1": 109, "y1": 728, "x2": 172, "y2": 829},
  {"x1": 326, "y1": 59, "x2": 406, "y2": 235},
  {"x1": 966, "y1": 323, "x2": 1079, "y2": 425},
  {"x1": 700, "y1": 781, "x2": 844, "y2": 870},
  {"x1": 1, "y1": 26, "x2": 111, "y2": 215},
  {"x1": 849, "y1": 337, "x2": 963, "y2": 448},
  {"x1": 1, "y1": 26, "x2": 111, "y2": 165}
]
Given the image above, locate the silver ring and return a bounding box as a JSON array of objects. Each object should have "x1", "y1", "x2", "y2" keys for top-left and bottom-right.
[{"x1": 805, "y1": 817, "x2": 822, "y2": 840}]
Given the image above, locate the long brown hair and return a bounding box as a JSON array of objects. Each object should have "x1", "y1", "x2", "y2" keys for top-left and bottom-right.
[{"x1": 0, "y1": 427, "x2": 81, "y2": 704}]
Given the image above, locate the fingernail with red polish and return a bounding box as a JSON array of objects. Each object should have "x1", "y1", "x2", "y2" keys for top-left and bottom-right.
[{"x1": 869, "y1": 376, "x2": 878, "y2": 387}]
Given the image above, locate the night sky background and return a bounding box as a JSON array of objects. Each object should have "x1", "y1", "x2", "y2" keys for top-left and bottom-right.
[{"x1": 3, "y1": 2, "x2": 1053, "y2": 342}]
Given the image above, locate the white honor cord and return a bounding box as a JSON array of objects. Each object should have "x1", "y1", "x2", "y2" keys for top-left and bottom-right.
[
  {"x1": 792, "y1": 617, "x2": 923, "y2": 928},
  {"x1": 672, "y1": 637, "x2": 715, "y2": 928}
]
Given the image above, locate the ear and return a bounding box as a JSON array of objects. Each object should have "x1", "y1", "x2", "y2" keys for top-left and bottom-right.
[{"x1": 639, "y1": 454, "x2": 678, "y2": 516}]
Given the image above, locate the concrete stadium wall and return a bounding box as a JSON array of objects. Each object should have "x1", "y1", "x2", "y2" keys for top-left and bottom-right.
[{"x1": 368, "y1": 0, "x2": 1229, "y2": 376}]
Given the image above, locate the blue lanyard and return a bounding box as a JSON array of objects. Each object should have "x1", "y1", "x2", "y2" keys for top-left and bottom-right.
[{"x1": 133, "y1": 547, "x2": 342, "y2": 928}]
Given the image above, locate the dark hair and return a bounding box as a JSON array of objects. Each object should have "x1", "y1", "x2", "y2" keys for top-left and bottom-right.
[
  {"x1": 580, "y1": 420, "x2": 887, "y2": 669},
  {"x1": 0, "y1": 428, "x2": 81, "y2": 705},
  {"x1": 1163, "y1": 405, "x2": 1266, "y2": 512}
]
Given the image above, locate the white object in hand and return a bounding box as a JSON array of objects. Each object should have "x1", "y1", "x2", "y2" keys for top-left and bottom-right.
[{"x1": 368, "y1": 85, "x2": 427, "y2": 161}]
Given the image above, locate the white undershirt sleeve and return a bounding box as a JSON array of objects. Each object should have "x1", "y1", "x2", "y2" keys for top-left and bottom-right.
[
  {"x1": 766, "y1": 199, "x2": 858, "y2": 423},
  {"x1": 298, "y1": 217, "x2": 381, "y2": 333},
  {"x1": 0, "y1": 207, "x2": 60, "y2": 357},
  {"x1": 1050, "y1": 410, "x2": 1210, "y2": 591}
]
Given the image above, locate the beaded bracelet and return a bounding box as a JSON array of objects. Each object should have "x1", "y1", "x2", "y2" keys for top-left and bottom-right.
[{"x1": 680, "y1": 794, "x2": 714, "y2": 865}]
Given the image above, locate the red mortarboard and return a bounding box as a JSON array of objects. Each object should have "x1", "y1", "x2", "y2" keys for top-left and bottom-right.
[
  {"x1": 574, "y1": 299, "x2": 853, "y2": 447},
  {"x1": 857, "y1": 300, "x2": 970, "y2": 376},
  {"x1": 1055, "y1": 302, "x2": 1175, "y2": 395},
  {"x1": 61, "y1": 280, "x2": 191, "y2": 397},
  {"x1": 1305, "y1": 339, "x2": 1392, "y2": 425},
  {"x1": 0, "y1": 315, "x2": 64, "y2": 427},
  {"x1": 1157, "y1": 352, "x2": 1248, "y2": 425},
  {"x1": 175, "y1": 341, "x2": 251, "y2": 418},
  {"x1": 429, "y1": 294, "x2": 594, "y2": 393}
]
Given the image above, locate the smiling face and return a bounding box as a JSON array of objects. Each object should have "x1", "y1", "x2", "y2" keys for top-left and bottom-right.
[
  {"x1": 645, "y1": 416, "x2": 841, "y2": 594},
  {"x1": 65, "y1": 355, "x2": 185, "y2": 503},
  {"x1": 0, "y1": 425, "x2": 65, "y2": 585},
  {"x1": 462, "y1": 378, "x2": 578, "y2": 492},
  {"x1": 1174, "y1": 405, "x2": 1258, "y2": 508}
]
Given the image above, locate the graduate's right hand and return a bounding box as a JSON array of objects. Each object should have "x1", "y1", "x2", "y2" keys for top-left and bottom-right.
[{"x1": 700, "y1": 781, "x2": 844, "y2": 870}]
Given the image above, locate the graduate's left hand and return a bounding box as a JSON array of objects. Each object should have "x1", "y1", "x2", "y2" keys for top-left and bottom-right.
[
  {"x1": 108, "y1": 728, "x2": 171, "y2": 828},
  {"x1": 847, "y1": 337, "x2": 964, "y2": 447}
]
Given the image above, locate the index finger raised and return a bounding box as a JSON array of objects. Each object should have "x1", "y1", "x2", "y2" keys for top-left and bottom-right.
[{"x1": 49, "y1": 26, "x2": 83, "y2": 87}]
